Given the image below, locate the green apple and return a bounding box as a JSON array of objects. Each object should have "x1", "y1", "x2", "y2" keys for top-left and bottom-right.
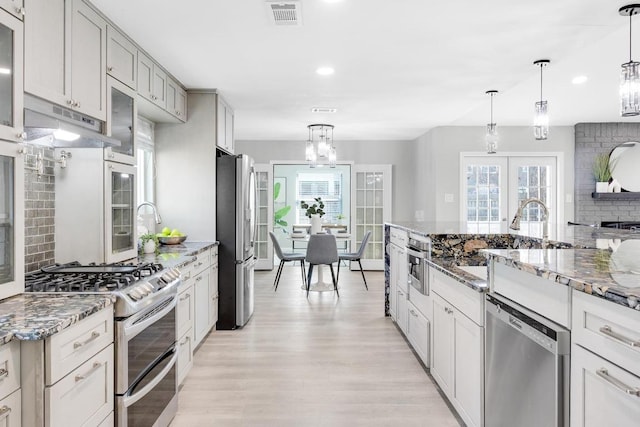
[
  {"x1": 161, "y1": 227, "x2": 171, "y2": 236},
  {"x1": 170, "y1": 228, "x2": 181, "y2": 236}
]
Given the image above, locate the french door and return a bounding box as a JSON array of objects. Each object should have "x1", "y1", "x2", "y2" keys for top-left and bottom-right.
[
  {"x1": 461, "y1": 154, "x2": 559, "y2": 237},
  {"x1": 254, "y1": 164, "x2": 272, "y2": 270}
]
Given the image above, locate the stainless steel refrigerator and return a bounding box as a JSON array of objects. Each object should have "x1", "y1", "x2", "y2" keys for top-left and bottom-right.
[{"x1": 216, "y1": 154, "x2": 256, "y2": 329}]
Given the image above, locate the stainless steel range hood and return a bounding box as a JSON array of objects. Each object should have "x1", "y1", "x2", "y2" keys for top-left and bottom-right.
[{"x1": 23, "y1": 94, "x2": 121, "y2": 148}]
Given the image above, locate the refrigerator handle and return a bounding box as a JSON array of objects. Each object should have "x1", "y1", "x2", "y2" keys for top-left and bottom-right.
[{"x1": 250, "y1": 167, "x2": 258, "y2": 248}]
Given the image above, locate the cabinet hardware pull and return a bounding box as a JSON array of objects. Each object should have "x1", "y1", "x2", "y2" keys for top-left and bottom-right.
[
  {"x1": 196, "y1": 276, "x2": 203, "y2": 282},
  {"x1": 74, "y1": 101, "x2": 80, "y2": 108},
  {"x1": 74, "y1": 331, "x2": 100, "y2": 349},
  {"x1": 0, "y1": 368, "x2": 8, "y2": 379},
  {"x1": 410, "y1": 309, "x2": 418, "y2": 317},
  {"x1": 180, "y1": 336, "x2": 190, "y2": 346},
  {"x1": 108, "y1": 66, "x2": 114, "y2": 72},
  {"x1": 195, "y1": 261, "x2": 203, "y2": 268},
  {"x1": 16, "y1": 132, "x2": 25, "y2": 140},
  {"x1": 75, "y1": 361, "x2": 103, "y2": 382},
  {"x1": 599, "y1": 325, "x2": 640, "y2": 348},
  {"x1": 0, "y1": 405, "x2": 11, "y2": 420},
  {"x1": 179, "y1": 293, "x2": 190, "y2": 301},
  {"x1": 15, "y1": 7, "x2": 24, "y2": 15},
  {"x1": 67, "y1": 99, "x2": 74, "y2": 106},
  {"x1": 596, "y1": 368, "x2": 640, "y2": 397}
]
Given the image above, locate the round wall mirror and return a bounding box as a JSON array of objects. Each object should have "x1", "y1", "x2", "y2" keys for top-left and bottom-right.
[{"x1": 610, "y1": 141, "x2": 640, "y2": 192}]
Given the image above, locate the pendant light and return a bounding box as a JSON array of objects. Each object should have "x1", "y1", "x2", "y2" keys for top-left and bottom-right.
[
  {"x1": 306, "y1": 124, "x2": 336, "y2": 168},
  {"x1": 533, "y1": 59, "x2": 550, "y2": 140},
  {"x1": 485, "y1": 90, "x2": 498, "y2": 154},
  {"x1": 620, "y1": 4, "x2": 640, "y2": 117}
]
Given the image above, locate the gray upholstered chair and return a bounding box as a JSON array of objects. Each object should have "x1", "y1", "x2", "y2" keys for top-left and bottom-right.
[
  {"x1": 269, "y1": 231, "x2": 306, "y2": 291},
  {"x1": 305, "y1": 233, "x2": 339, "y2": 297},
  {"x1": 337, "y1": 230, "x2": 371, "y2": 290}
]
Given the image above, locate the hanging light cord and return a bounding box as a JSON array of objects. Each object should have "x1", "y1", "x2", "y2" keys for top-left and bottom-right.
[
  {"x1": 539, "y1": 63, "x2": 544, "y2": 102},
  {"x1": 630, "y1": 12, "x2": 633, "y2": 63},
  {"x1": 489, "y1": 93, "x2": 493, "y2": 123}
]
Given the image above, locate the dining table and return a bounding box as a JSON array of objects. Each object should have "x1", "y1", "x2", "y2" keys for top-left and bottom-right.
[{"x1": 288, "y1": 232, "x2": 351, "y2": 292}]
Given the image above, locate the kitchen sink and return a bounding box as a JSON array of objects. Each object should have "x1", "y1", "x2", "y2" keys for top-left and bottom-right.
[{"x1": 456, "y1": 265, "x2": 488, "y2": 279}]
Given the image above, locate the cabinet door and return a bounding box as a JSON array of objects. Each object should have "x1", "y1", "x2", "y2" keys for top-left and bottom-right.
[
  {"x1": 209, "y1": 264, "x2": 218, "y2": 329},
  {"x1": 453, "y1": 309, "x2": 483, "y2": 427},
  {"x1": 388, "y1": 245, "x2": 397, "y2": 320},
  {"x1": 225, "y1": 106, "x2": 234, "y2": 152},
  {"x1": 70, "y1": 0, "x2": 106, "y2": 120},
  {"x1": 0, "y1": 388, "x2": 21, "y2": 426},
  {"x1": 431, "y1": 293, "x2": 454, "y2": 395},
  {"x1": 194, "y1": 268, "x2": 212, "y2": 346},
  {"x1": 176, "y1": 86, "x2": 187, "y2": 121},
  {"x1": 216, "y1": 96, "x2": 227, "y2": 151},
  {"x1": 106, "y1": 25, "x2": 136, "y2": 89},
  {"x1": 24, "y1": 0, "x2": 70, "y2": 107},
  {"x1": 166, "y1": 78, "x2": 177, "y2": 117},
  {"x1": 0, "y1": 0, "x2": 23, "y2": 20},
  {"x1": 396, "y1": 287, "x2": 408, "y2": 334},
  {"x1": 137, "y1": 51, "x2": 154, "y2": 102},
  {"x1": 177, "y1": 283, "x2": 194, "y2": 339},
  {"x1": 177, "y1": 329, "x2": 193, "y2": 386},
  {"x1": 407, "y1": 301, "x2": 430, "y2": 367},
  {"x1": 0, "y1": 9, "x2": 23, "y2": 142},
  {"x1": 151, "y1": 64, "x2": 167, "y2": 108},
  {"x1": 105, "y1": 76, "x2": 136, "y2": 165},
  {"x1": 571, "y1": 344, "x2": 640, "y2": 427}
]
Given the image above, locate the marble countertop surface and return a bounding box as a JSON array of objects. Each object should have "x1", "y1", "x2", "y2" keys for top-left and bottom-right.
[
  {"x1": 0, "y1": 294, "x2": 115, "y2": 344},
  {"x1": 486, "y1": 248, "x2": 640, "y2": 311},
  {"x1": 428, "y1": 258, "x2": 488, "y2": 292},
  {"x1": 137, "y1": 241, "x2": 218, "y2": 269}
]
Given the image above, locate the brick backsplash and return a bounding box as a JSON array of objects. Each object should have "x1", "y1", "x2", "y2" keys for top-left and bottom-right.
[
  {"x1": 23, "y1": 144, "x2": 56, "y2": 273},
  {"x1": 575, "y1": 123, "x2": 640, "y2": 225}
]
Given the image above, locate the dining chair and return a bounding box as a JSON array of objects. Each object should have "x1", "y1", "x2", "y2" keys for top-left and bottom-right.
[
  {"x1": 337, "y1": 230, "x2": 371, "y2": 290},
  {"x1": 269, "y1": 231, "x2": 306, "y2": 291},
  {"x1": 305, "y1": 233, "x2": 339, "y2": 297}
]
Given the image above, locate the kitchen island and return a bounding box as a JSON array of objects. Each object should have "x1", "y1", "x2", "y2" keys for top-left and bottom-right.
[{"x1": 385, "y1": 221, "x2": 640, "y2": 427}]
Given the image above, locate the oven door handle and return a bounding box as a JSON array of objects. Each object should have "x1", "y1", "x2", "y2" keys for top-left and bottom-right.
[
  {"x1": 122, "y1": 347, "x2": 177, "y2": 408},
  {"x1": 406, "y1": 247, "x2": 428, "y2": 259},
  {"x1": 123, "y1": 296, "x2": 177, "y2": 340}
]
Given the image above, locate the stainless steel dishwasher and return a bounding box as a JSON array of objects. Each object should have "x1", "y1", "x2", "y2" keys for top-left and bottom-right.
[{"x1": 485, "y1": 293, "x2": 570, "y2": 427}]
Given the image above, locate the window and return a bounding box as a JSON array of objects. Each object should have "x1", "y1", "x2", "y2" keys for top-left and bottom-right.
[
  {"x1": 296, "y1": 171, "x2": 344, "y2": 223},
  {"x1": 136, "y1": 116, "x2": 155, "y2": 204}
]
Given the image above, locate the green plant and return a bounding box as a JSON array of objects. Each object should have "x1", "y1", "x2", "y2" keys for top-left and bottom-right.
[
  {"x1": 336, "y1": 213, "x2": 345, "y2": 220},
  {"x1": 593, "y1": 153, "x2": 612, "y2": 182},
  {"x1": 273, "y1": 181, "x2": 292, "y2": 229},
  {"x1": 139, "y1": 233, "x2": 159, "y2": 253},
  {"x1": 301, "y1": 197, "x2": 325, "y2": 218}
]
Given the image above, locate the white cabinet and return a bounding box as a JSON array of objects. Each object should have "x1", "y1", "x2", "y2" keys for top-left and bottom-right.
[
  {"x1": 396, "y1": 286, "x2": 408, "y2": 334},
  {"x1": 194, "y1": 267, "x2": 212, "y2": 346},
  {"x1": 21, "y1": 308, "x2": 114, "y2": 427},
  {"x1": 137, "y1": 50, "x2": 167, "y2": 109},
  {"x1": 24, "y1": 0, "x2": 107, "y2": 120},
  {"x1": 388, "y1": 227, "x2": 408, "y2": 322},
  {"x1": 571, "y1": 290, "x2": 640, "y2": 427},
  {"x1": 176, "y1": 275, "x2": 194, "y2": 386},
  {"x1": 0, "y1": 340, "x2": 20, "y2": 427},
  {"x1": 431, "y1": 270, "x2": 484, "y2": 427},
  {"x1": 209, "y1": 247, "x2": 219, "y2": 328},
  {"x1": 388, "y1": 243, "x2": 398, "y2": 320},
  {"x1": 0, "y1": 0, "x2": 23, "y2": 20},
  {"x1": 216, "y1": 95, "x2": 234, "y2": 153},
  {"x1": 0, "y1": 389, "x2": 21, "y2": 427},
  {"x1": 0, "y1": 9, "x2": 23, "y2": 143},
  {"x1": 166, "y1": 77, "x2": 187, "y2": 122},
  {"x1": 106, "y1": 25, "x2": 137, "y2": 89},
  {"x1": 407, "y1": 301, "x2": 430, "y2": 366}
]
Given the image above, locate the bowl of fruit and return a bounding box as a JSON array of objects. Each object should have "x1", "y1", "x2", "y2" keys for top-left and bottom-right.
[{"x1": 157, "y1": 227, "x2": 187, "y2": 245}]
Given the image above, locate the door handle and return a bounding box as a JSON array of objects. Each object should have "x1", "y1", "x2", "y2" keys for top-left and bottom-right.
[{"x1": 596, "y1": 368, "x2": 640, "y2": 397}]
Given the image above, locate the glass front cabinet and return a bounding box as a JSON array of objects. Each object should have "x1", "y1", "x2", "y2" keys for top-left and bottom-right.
[
  {"x1": 0, "y1": 8, "x2": 23, "y2": 142},
  {"x1": 0, "y1": 140, "x2": 23, "y2": 299},
  {"x1": 105, "y1": 161, "x2": 137, "y2": 263}
]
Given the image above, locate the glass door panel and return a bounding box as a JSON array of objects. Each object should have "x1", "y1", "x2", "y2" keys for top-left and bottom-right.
[
  {"x1": 105, "y1": 161, "x2": 137, "y2": 262},
  {"x1": 0, "y1": 154, "x2": 14, "y2": 284},
  {"x1": 106, "y1": 77, "x2": 136, "y2": 165},
  {"x1": 0, "y1": 10, "x2": 23, "y2": 142},
  {"x1": 254, "y1": 164, "x2": 271, "y2": 270},
  {"x1": 461, "y1": 156, "x2": 508, "y2": 233}
]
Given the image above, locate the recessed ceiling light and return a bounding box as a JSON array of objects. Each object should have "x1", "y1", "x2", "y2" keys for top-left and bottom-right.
[
  {"x1": 572, "y1": 75, "x2": 588, "y2": 85},
  {"x1": 316, "y1": 67, "x2": 335, "y2": 76},
  {"x1": 311, "y1": 107, "x2": 337, "y2": 113}
]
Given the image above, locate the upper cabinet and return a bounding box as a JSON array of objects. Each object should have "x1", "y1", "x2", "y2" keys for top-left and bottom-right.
[
  {"x1": 24, "y1": 0, "x2": 107, "y2": 121},
  {"x1": 138, "y1": 50, "x2": 167, "y2": 109},
  {"x1": 0, "y1": 0, "x2": 24, "y2": 20},
  {"x1": 0, "y1": 8, "x2": 23, "y2": 142},
  {"x1": 216, "y1": 95, "x2": 234, "y2": 154},
  {"x1": 106, "y1": 25, "x2": 136, "y2": 90},
  {"x1": 167, "y1": 77, "x2": 187, "y2": 121}
]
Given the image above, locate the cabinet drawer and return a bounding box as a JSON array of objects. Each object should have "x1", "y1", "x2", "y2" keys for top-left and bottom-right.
[
  {"x1": 191, "y1": 249, "x2": 211, "y2": 275},
  {"x1": 97, "y1": 411, "x2": 114, "y2": 427},
  {"x1": 177, "y1": 329, "x2": 194, "y2": 386},
  {"x1": 46, "y1": 344, "x2": 114, "y2": 427},
  {"x1": 45, "y1": 308, "x2": 113, "y2": 385},
  {"x1": 0, "y1": 388, "x2": 21, "y2": 427},
  {"x1": 389, "y1": 228, "x2": 408, "y2": 247},
  {"x1": 431, "y1": 268, "x2": 484, "y2": 326},
  {"x1": 177, "y1": 283, "x2": 194, "y2": 339},
  {"x1": 572, "y1": 290, "x2": 640, "y2": 378},
  {"x1": 407, "y1": 301, "x2": 430, "y2": 367},
  {"x1": 0, "y1": 340, "x2": 19, "y2": 400}
]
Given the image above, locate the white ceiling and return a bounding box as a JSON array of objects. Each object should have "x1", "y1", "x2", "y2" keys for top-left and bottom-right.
[{"x1": 92, "y1": 0, "x2": 640, "y2": 141}]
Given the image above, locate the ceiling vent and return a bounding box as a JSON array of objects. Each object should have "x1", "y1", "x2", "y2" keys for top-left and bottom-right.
[
  {"x1": 266, "y1": 1, "x2": 302, "y2": 26},
  {"x1": 311, "y1": 107, "x2": 337, "y2": 113}
]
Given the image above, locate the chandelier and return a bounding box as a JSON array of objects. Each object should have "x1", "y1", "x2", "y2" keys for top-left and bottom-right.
[
  {"x1": 306, "y1": 124, "x2": 336, "y2": 168},
  {"x1": 533, "y1": 59, "x2": 550, "y2": 140},
  {"x1": 620, "y1": 4, "x2": 640, "y2": 117}
]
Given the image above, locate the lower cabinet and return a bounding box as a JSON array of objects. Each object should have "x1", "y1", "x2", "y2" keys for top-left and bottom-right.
[
  {"x1": 176, "y1": 330, "x2": 194, "y2": 386},
  {"x1": 0, "y1": 340, "x2": 20, "y2": 427},
  {"x1": 431, "y1": 288, "x2": 483, "y2": 427},
  {"x1": 21, "y1": 307, "x2": 114, "y2": 427},
  {"x1": 406, "y1": 301, "x2": 430, "y2": 366},
  {"x1": 396, "y1": 287, "x2": 408, "y2": 334},
  {"x1": 0, "y1": 388, "x2": 21, "y2": 427},
  {"x1": 176, "y1": 278, "x2": 195, "y2": 386},
  {"x1": 194, "y1": 266, "x2": 213, "y2": 346}
]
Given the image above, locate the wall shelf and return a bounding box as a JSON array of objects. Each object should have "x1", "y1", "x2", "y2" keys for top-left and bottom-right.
[{"x1": 591, "y1": 192, "x2": 640, "y2": 200}]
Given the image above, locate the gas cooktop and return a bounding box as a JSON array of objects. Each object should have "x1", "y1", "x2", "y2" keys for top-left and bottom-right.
[{"x1": 25, "y1": 261, "x2": 182, "y2": 317}]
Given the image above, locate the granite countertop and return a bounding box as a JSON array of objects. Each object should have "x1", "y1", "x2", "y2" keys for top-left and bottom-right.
[
  {"x1": 428, "y1": 258, "x2": 488, "y2": 292},
  {"x1": 138, "y1": 241, "x2": 218, "y2": 269},
  {"x1": 486, "y1": 248, "x2": 640, "y2": 311},
  {"x1": 0, "y1": 294, "x2": 115, "y2": 344}
]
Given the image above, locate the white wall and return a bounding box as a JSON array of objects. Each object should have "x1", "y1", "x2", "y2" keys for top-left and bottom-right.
[
  {"x1": 414, "y1": 126, "x2": 575, "y2": 222},
  {"x1": 235, "y1": 139, "x2": 417, "y2": 222}
]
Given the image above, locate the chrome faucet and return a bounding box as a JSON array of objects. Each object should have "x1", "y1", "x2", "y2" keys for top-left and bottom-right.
[
  {"x1": 137, "y1": 202, "x2": 163, "y2": 224},
  {"x1": 509, "y1": 198, "x2": 549, "y2": 240}
]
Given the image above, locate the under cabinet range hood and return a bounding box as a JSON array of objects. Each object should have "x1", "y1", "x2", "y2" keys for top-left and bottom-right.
[{"x1": 23, "y1": 94, "x2": 121, "y2": 148}]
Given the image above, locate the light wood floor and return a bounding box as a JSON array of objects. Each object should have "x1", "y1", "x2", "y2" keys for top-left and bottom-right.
[{"x1": 170, "y1": 265, "x2": 461, "y2": 427}]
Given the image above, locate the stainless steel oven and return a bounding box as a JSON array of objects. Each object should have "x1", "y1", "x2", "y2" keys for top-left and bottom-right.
[
  {"x1": 116, "y1": 295, "x2": 178, "y2": 427},
  {"x1": 407, "y1": 234, "x2": 430, "y2": 295}
]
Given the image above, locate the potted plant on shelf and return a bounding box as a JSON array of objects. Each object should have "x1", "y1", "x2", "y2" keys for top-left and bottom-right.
[
  {"x1": 139, "y1": 233, "x2": 159, "y2": 254},
  {"x1": 301, "y1": 197, "x2": 325, "y2": 234},
  {"x1": 592, "y1": 153, "x2": 612, "y2": 193},
  {"x1": 336, "y1": 213, "x2": 346, "y2": 225}
]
